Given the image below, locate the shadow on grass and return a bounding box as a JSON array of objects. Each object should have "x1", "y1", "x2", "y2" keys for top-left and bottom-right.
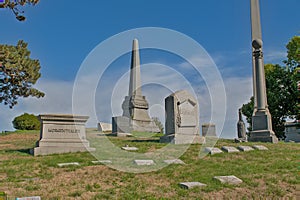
[
  {"x1": 131, "y1": 139, "x2": 160, "y2": 143},
  {"x1": 5, "y1": 148, "x2": 32, "y2": 155}
]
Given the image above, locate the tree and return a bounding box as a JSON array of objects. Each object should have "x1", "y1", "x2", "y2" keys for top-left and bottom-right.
[
  {"x1": 284, "y1": 36, "x2": 300, "y2": 71},
  {"x1": 241, "y1": 36, "x2": 299, "y2": 139},
  {"x1": 0, "y1": 40, "x2": 44, "y2": 108},
  {"x1": 0, "y1": 0, "x2": 40, "y2": 21},
  {"x1": 12, "y1": 113, "x2": 40, "y2": 130}
]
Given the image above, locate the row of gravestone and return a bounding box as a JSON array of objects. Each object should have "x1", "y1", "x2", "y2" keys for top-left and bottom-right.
[
  {"x1": 205, "y1": 145, "x2": 268, "y2": 155},
  {"x1": 55, "y1": 145, "x2": 268, "y2": 167},
  {"x1": 180, "y1": 175, "x2": 244, "y2": 189}
]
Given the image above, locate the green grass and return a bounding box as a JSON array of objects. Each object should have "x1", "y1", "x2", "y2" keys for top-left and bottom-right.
[{"x1": 0, "y1": 130, "x2": 299, "y2": 199}]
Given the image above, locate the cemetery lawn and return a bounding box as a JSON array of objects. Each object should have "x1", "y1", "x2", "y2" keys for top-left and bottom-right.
[{"x1": 0, "y1": 130, "x2": 299, "y2": 199}]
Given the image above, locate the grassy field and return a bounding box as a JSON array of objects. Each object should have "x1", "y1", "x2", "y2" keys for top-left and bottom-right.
[{"x1": 0, "y1": 130, "x2": 299, "y2": 199}]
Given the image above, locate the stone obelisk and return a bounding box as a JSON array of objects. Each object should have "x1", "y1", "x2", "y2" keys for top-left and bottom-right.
[
  {"x1": 121, "y1": 39, "x2": 160, "y2": 133},
  {"x1": 249, "y1": 0, "x2": 278, "y2": 143}
]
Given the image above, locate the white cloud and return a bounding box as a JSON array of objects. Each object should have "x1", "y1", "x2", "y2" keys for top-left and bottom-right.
[
  {"x1": 264, "y1": 49, "x2": 286, "y2": 64},
  {"x1": 0, "y1": 58, "x2": 253, "y2": 140}
]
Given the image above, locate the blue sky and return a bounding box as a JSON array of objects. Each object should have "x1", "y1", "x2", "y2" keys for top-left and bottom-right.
[{"x1": 0, "y1": 0, "x2": 299, "y2": 138}]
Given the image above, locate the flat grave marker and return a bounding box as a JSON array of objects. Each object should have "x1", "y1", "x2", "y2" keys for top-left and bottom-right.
[
  {"x1": 252, "y1": 145, "x2": 268, "y2": 150},
  {"x1": 92, "y1": 160, "x2": 112, "y2": 164},
  {"x1": 122, "y1": 146, "x2": 139, "y2": 151},
  {"x1": 237, "y1": 146, "x2": 254, "y2": 152},
  {"x1": 16, "y1": 197, "x2": 41, "y2": 200},
  {"x1": 204, "y1": 147, "x2": 223, "y2": 155},
  {"x1": 164, "y1": 159, "x2": 185, "y2": 165},
  {"x1": 221, "y1": 146, "x2": 240, "y2": 153},
  {"x1": 57, "y1": 162, "x2": 80, "y2": 167},
  {"x1": 179, "y1": 182, "x2": 207, "y2": 189},
  {"x1": 134, "y1": 160, "x2": 155, "y2": 166},
  {"x1": 214, "y1": 175, "x2": 243, "y2": 185}
]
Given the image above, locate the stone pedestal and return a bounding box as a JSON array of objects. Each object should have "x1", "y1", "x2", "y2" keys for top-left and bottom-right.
[
  {"x1": 202, "y1": 123, "x2": 216, "y2": 137},
  {"x1": 32, "y1": 114, "x2": 95, "y2": 156},
  {"x1": 249, "y1": 111, "x2": 278, "y2": 143},
  {"x1": 112, "y1": 116, "x2": 132, "y2": 134},
  {"x1": 284, "y1": 122, "x2": 300, "y2": 142}
]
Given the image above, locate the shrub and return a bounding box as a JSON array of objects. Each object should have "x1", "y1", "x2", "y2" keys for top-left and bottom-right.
[{"x1": 12, "y1": 113, "x2": 40, "y2": 130}]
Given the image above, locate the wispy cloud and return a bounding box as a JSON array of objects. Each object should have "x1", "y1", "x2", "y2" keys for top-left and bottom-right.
[
  {"x1": 264, "y1": 49, "x2": 287, "y2": 64},
  {"x1": 0, "y1": 54, "x2": 253, "y2": 139}
]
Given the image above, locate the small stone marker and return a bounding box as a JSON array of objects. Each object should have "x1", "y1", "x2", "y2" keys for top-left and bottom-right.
[
  {"x1": 16, "y1": 197, "x2": 41, "y2": 200},
  {"x1": 252, "y1": 145, "x2": 268, "y2": 150},
  {"x1": 97, "y1": 122, "x2": 112, "y2": 132},
  {"x1": 204, "y1": 147, "x2": 223, "y2": 155},
  {"x1": 92, "y1": 160, "x2": 112, "y2": 164},
  {"x1": 164, "y1": 159, "x2": 185, "y2": 165},
  {"x1": 117, "y1": 132, "x2": 133, "y2": 137},
  {"x1": 237, "y1": 146, "x2": 254, "y2": 152},
  {"x1": 122, "y1": 146, "x2": 138, "y2": 151},
  {"x1": 179, "y1": 182, "x2": 207, "y2": 189},
  {"x1": 134, "y1": 160, "x2": 155, "y2": 166},
  {"x1": 221, "y1": 146, "x2": 240, "y2": 153},
  {"x1": 57, "y1": 162, "x2": 80, "y2": 167},
  {"x1": 214, "y1": 175, "x2": 243, "y2": 185}
]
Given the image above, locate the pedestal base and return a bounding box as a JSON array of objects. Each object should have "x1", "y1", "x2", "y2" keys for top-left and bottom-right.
[
  {"x1": 251, "y1": 110, "x2": 278, "y2": 143},
  {"x1": 248, "y1": 130, "x2": 278, "y2": 143},
  {"x1": 131, "y1": 119, "x2": 160, "y2": 133},
  {"x1": 160, "y1": 134, "x2": 205, "y2": 144}
]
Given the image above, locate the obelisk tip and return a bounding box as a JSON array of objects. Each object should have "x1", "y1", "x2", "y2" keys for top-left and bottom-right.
[{"x1": 132, "y1": 39, "x2": 139, "y2": 50}]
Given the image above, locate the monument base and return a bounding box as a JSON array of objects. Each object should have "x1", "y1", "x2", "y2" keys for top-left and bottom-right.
[
  {"x1": 160, "y1": 134, "x2": 205, "y2": 144},
  {"x1": 32, "y1": 141, "x2": 95, "y2": 156},
  {"x1": 131, "y1": 119, "x2": 160, "y2": 133},
  {"x1": 250, "y1": 110, "x2": 278, "y2": 143},
  {"x1": 248, "y1": 130, "x2": 278, "y2": 143},
  {"x1": 32, "y1": 114, "x2": 95, "y2": 156},
  {"x1": 112, "y1": 116, "x2": 132, "y2": 134},
  {"x1": 284, "y1": 122, "x2": 300, "y2": 143}
]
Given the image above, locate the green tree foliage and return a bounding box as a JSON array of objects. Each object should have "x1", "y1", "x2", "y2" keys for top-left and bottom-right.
[
  {"x1": 284, "y1": 36, "x2": 300, "y2": 71},
  {"x1": 0, "y1": 0, "x2": 40, "y2": 21},
  {"x1": 0, "y1": 40, "x2": 44, "y2": 108},
  {"x1": 12, "y1": 113, "x2": 40, "y2": 130},
  {"x1": 241, "y1": 37, "x2": 299, "y2": 139}
]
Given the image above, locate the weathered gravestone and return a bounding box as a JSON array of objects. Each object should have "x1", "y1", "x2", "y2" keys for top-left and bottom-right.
[
  {"x1": 235, "y1": 108, "x2": 248, "y2": 142},
  {"x1": 97, "y1": 122, "x2": 112, "y2": 132},
  {"x1": 214, "y1": 175, "x2": 243, "y2": 185},
  {"x1": 112, "y1": 116, "x2": 132, "y2": 134},
  {"x1": 284, "y1": 122, "x2": 300, "y2": 143},
  {"x1": 32, "y1": 114, "x2": 95, "y2": 156},
  {"x1": 179, "y1": 182, "x2": 207, "y2": 189},
  {"x1": 202, "y1": 123, "x2": 216, "y2": 137},
  {"x1": 160, "y1": 90, "x2": 203, "y2": 144}
]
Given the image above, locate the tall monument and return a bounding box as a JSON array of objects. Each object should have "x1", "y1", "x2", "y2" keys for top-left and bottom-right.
[
  {"x1": 249, "y1": 0, "x2": 278, "y2": 143},
  {"x1": 119, "y1": 39, "x2": 160, "y2": 133}
]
